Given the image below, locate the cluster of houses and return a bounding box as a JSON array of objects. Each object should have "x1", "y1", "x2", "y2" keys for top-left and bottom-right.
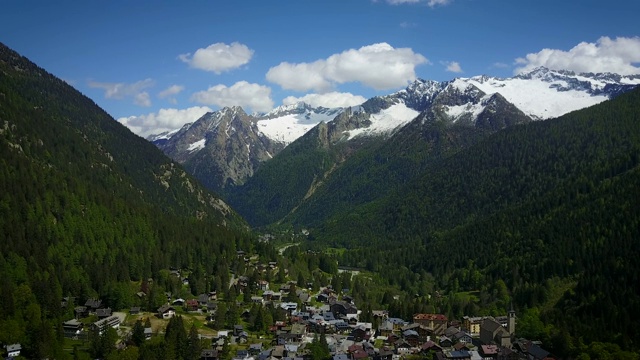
[
  {"x1": 192, "y1": 284, "x2": 553, "y2": 360},
  {"x1": 61, "y1": 297, "x2": 122, "y2": 338},
  {"x1": 43, "y1": 267, "x2": 554, "y2": 360}
]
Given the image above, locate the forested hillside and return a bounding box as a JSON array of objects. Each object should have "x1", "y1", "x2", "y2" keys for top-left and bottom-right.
[
  {"x1": 0, "y1": 43, "x2": 253, "y2": 358},
  {"x1": 314, "y1": 88, "x2": 640, "y2": 351}
]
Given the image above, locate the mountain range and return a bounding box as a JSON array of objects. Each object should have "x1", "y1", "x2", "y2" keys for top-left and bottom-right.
[
  {"x1": 148, "y1": 67, "x2": 639, "y2": 225},
  {"x1": 150, "y1": 67, "x2": 640, "y2": 197}
]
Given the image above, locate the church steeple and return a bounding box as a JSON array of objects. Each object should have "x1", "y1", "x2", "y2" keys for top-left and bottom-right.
[{"x1": 507, "y1": 304, "x2": 516, "y2": 335}]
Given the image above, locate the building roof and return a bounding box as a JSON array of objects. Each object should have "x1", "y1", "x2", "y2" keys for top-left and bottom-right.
[
  {"x1": 403, "y1": 329, "x2": 419, "y2": 337},
  {"x1": 448, "y1": 350, "x2": 471, "y2": 359},
  {"x1": 158, "y1": 304, "x2": 175, "y2": 313},
  {"x1": 528, "y1": 344, "x2": 551, "y2": 360},
  {"x1": 422, "y1": 341, "x2": 443, "y2": 351},
  {"x1": 84, "y1": 298, "x2": 102, "y2": 308},
  {"x1": 481, "y1": 345, "x2": 498, "y2": 355},
  {"x1": 480, "y1": 318, "x2": 503, "y2": 333},
  {"x1": 414, "y1": 313, "x2": 448, "y2": 321},
  {"x1": 6, "y1": 344, "x2": 22, "y2": 352},
  {"x1": 96, "y1": 307, "x2": 112, "y2": 317}
]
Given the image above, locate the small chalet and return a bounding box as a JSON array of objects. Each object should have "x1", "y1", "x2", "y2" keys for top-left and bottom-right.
[
  {"x1": 290, "y1": 323, "x2": 306, "y2": 341},
  {"x1": 439, "y1": 336, "x2": 453, "y2": 348},
  {"x1": 198, "y1": 293, "x2": 210, "y2": 306},
  {"x1": 394, "y1": 339, "x2": 412, "y2": 355},
  {"x1": 330, "y1": 301, "x2": 358, "y2": 317},
  {"x1": 386, "y1": 317, "x2": 408, "y2": 330},
  {"x1": 5, "y1": 343, "x2": 21, "y2": 358},
  {"x1": 130, "y1": 306, "x2": 141, "y2": 315},
  {"x1": 96, "y1": 307, "x2": 112, "y2": 318},
  {"x1": 234, "y1": 324, "x2": 245, "y2": 336},
  {"x1": 249, "y1": 343, "x2": 263, "y2": 355},
  {"x1": 446, "y1": 350, "x2": 471, "y2": 360},
  {"x1": 201, "y1": 349, "x2": 218, "y2": 360},
  {"x1": 74, "y1": 306, "x2": 89, "y2": 319},
  {"x1": 378, "y1": 320, "x2": 395, "y2": 337},
  {"x1": 452, "y1": 331, "x2": 473, "y2": 344},
  {"x1": 186, "y1": 299, "x2": 199, "y2": 311},
  {"x1": 513, "y1": 340, "x2": 552, "y2": 360},
  {"x1": 157, "y1": 304, "x2": 176, "y2": 319},
  {"x1": 378, "y1": 347, "x2": 394, "y2": 360},
  {"x1": 402, "y1": 329, "x2": 420, "y2": 347},
  {"x1": 452, "y1": 342, "x2": 470, "y2": 352},
  {"x1": 84, "y1": 298, "x2": 103, "y2": 312},
  {"x1": 350, "y1": 326, "x2": 367, "y2": 342},
  {"x1": 421, "y1": 341, "x2": 443, "y2": 354},
  {"x1": 258, "y1": 280, "x2": 270, "y2": 291},
  {"x1": 63, "y1": 319, "x2": 83, "y2": 335},
  {"x1": 171, "y1": 298, "x2": 185, "y2": 306}
]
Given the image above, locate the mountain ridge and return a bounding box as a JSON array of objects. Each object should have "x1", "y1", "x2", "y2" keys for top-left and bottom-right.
[{"x1": 149, "y1": 67, "x2": 639, "y2": 195}]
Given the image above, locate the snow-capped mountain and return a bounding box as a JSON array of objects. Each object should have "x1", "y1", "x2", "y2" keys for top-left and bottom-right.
[
  {"x1": 153, "y1": 106, "x2": 284, "y2": 192},
  {"x1": 149, "y1": 67, "x2": 638, "y2": 193},
  {"x1": 327, "y1": 67, "x2": 639, "y2": 142},
  {"x1": 256, "y1": 102, "x2": 344, "y2": 145},
  {"x1": 458, "y1": 67, "x2": 640, "y2": 120}
]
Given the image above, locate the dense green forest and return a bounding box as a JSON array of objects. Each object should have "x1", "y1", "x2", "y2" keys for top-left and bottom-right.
[{"x1": 0, "y1": 43, "x2": 257, "y2": 358}]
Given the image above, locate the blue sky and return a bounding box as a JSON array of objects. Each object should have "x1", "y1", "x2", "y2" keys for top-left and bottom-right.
[{"x1": 2, "y1": 0, "x2": 639, "y2": 137}]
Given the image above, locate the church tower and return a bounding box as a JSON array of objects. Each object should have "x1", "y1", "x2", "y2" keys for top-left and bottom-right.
[{"x1": 507, "y1": 306, "x2": 516, "y2": 335}]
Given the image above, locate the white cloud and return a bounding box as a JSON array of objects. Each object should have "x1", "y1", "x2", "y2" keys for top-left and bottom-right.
[
  {"x1": 158, "y1": 85, "x2": 184, "y2": 98},
  {"x1": 158, "y1": 85, "x2": 184, "y2": 105},
  {"x1": 427, "y1": 0, "x2": 451, "y2": 6},
  {"x1": 191, "y1": 81, "x2": 274, "y2": 113},
  {"x1": 492, "y1": 62, "x2": 509, "y2": 69},
  {"x1": 88, "y1": 78, "x2": 155, "y2": 106},
  {"x1": 514, "y1": 36, "x2": 640, "y2": 75},
  {"x1": 282, "y1": 92, "x2": 367, "y2": 108},
  {"x1": 267, "y1": 43, "x2": 428, "y2": 92},
  {"x1": 386, "y1": 0, "x2": 452, "y2": 6},
  {"x1": 179, "y1": 42, "x2": 254, "y2": 74},
  {"x1": 118, "y1": 106, "x2": 212, "y2": 138},
  {"x1": 134, "y1": 92, "x2": 152, "y2": 107},
  {"x1": 443, "y1": 61, "x2": 463, "y2": 73},
  {"x1": 266, "y1": 61, "x2": 332, "y2": 92}
]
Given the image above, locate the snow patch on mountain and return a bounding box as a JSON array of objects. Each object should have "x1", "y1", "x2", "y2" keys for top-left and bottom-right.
[
  {"x1": 467, "y1": 76, "x2": 606, "y2": 119},
  {"x1": 347, "y1": 103, "x2": 419, "y2": 139},
  {"x1": 464, "y1": 68, "x2": 640, "y2": 120},
  {"x1": 187, "y1": 138, "x2": 206, "y2": 152},
  {"x1": 445, "y1": 94, "x2": 492, "y2": 121},
  {"x1": 257, "y1": 103, "x2": 342, "y2": 144}
]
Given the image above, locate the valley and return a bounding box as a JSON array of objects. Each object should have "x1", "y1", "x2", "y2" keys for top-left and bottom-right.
[{"x1": 1, "y1": 40, "x2": 640, "y2": 360}]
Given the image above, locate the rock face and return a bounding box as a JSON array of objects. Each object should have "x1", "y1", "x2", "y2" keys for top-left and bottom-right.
[{"x1": 153, "y1": 107, "x2": 284, "y2": 192}]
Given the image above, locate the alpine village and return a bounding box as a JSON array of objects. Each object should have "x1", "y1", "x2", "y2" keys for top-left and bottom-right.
[{"x1": 1, "y1": 28, "x2": 640, "y2": 360}]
